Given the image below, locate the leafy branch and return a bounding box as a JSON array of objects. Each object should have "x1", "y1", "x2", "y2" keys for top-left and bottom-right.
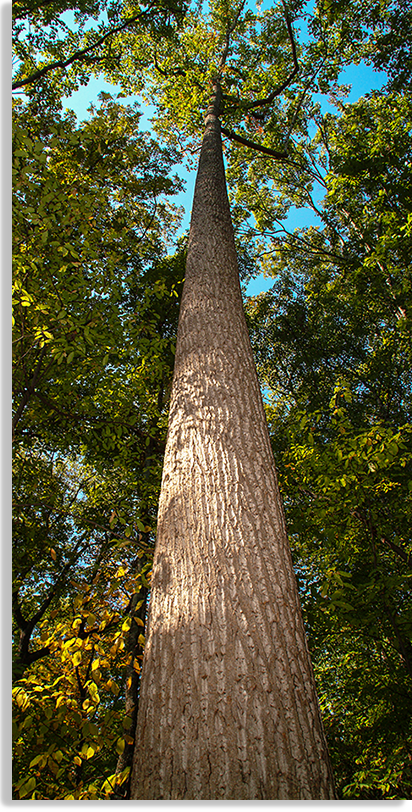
[
  {"x1": 13, "y1": 2, "x2": 158, "y2": 90},
  {"x1": 216, "y1": 4, "x2": 299, "y2": 158}
]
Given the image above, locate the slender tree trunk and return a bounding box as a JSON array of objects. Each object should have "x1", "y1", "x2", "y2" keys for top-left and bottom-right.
[
  {"x1": 113, "y1": 558, "x2": 149, "y2": 799},
  {"x1": 130, "y1": 87, "x2": 336, "y2": 800}
]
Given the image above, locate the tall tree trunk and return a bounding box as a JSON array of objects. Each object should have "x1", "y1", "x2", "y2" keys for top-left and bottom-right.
[{"x1": 130, "y1": 87, "x2": 336, "y2": 800}]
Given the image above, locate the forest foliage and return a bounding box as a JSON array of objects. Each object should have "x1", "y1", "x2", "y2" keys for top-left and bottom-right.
[{"x1": 12, "y1": 0, "x2": 412, "y2": 799}]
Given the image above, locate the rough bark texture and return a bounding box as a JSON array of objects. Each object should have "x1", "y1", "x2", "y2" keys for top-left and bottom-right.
[{"x1": 130, "y1": 103, "x2": 336, "y2": 800}]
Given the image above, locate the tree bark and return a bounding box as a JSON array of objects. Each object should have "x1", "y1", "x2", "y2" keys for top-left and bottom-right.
[{"x1": 130, "y1": 91, "x2": 336, "y2": 800}]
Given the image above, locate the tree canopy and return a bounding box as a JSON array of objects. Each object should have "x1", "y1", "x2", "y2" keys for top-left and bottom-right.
[{"x1": 12, "y1": 0, "x2": 412, "y2": 799}]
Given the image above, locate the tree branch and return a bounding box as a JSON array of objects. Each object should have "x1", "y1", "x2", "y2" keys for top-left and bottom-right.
[
  {"x1": 230, "y1": 7, "x2": 299, "y2": 113},
  {"x1": 12, "y1": 6, "x2": 156, "y2": 90},
  {"x1": 221, "y1": 127, "x2": 288, "y2": 159},
  {"x1": 217, "y1": 1, "x2": 246, "y2": 75},
  {"x1": 13, "y1": 589, "x2": 54, "y2": 666},
  {"x1": 154, "y1": 1, "x2": 298, "y2": 141}
]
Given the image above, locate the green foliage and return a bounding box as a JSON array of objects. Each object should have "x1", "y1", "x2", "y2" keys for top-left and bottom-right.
[
  {"x1": 12, "y1": 46, "x2": 184, "y2": 798},
  {"x1": 313, "y1": 0, "x2": 412, "y2": 91},
  {"x1": 13, "y1": 95, "x2": 183, "y2": 452},
  {"x1": 12, "y1": 0, "x2": 188, "y2": 108}
]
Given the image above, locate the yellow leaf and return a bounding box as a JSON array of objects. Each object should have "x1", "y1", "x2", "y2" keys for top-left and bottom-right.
[
  {"x1": 19, "y1": 776, "x2": 36, "y2": 798},
  {"x1": 72, "y1": 651, "x2": 82, "y2": 667},
  {"x1": 116, "y1": 738, "x2": 125, "y2": 755},
  {"x1": 135, "y1": 616, "x2": 144, "y2": 627},
  {"x1": 50, "y1": 548, "x2": 57, "y2": 561},
  {"x1": 73, "y1": 756, "x2": 82, "y2": 767}
]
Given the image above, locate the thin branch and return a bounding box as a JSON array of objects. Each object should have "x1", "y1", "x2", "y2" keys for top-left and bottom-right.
[
  {"x1": 13, "y1": 589, "x2": 54, "y2": 665},
  {"x1": 155, "y1": 0, "x2": 298, "y2": 142},
  {"x1": 153, "y1": 49, "x2": 186, "y2": 79},
  {"x1": 12, "y1": 346, "x2": 49, "y2": 438},
  {"x1": 12, "y1": 5, "x2": 156, "y2": 90},
  {"x1": 236, "y1": 7, "x2": 299, "y2": 113},
  {"x1": 217, "y1": 1, "x2": 246, "y2": 75}
]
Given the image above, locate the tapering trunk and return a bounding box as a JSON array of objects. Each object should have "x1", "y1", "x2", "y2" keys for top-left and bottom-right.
[{"x1": 130, "y1": 99, "x2": 336, "y2": 800}]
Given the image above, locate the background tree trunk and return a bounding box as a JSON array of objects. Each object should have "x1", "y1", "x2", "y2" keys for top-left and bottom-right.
[
  {"x1": 130, "y1": 98, "x2": 336, "y2": 800},
  {"x1": 113, "y1": 556, "x2": 149, "y2": 799}
]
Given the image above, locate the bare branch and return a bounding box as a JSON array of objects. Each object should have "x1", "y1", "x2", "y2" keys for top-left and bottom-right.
[{"x1": 221, "y1": 126, "x2": 288, "y2": 159}]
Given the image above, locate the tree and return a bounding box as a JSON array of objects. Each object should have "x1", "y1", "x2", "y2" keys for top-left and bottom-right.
[
  {"x1": 129, "y1": 8, "x2": 336, "y2": 799},
  {"x1": 13, "y1": 0, "x2": 411, "y2": 798}
]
